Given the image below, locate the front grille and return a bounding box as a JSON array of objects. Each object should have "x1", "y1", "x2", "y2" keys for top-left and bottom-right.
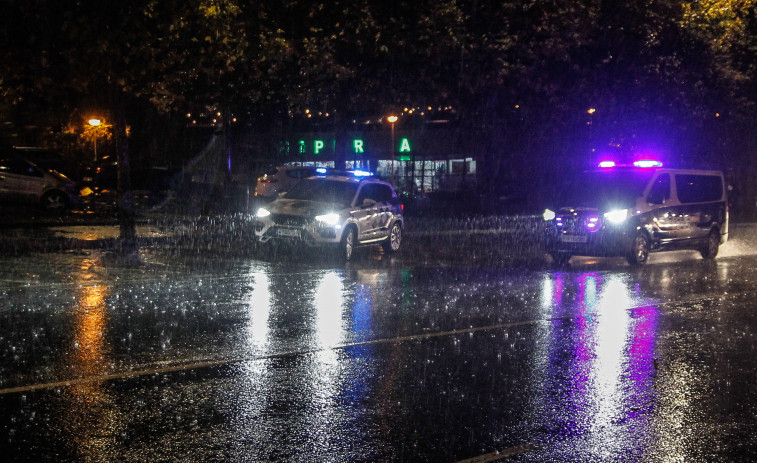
[
  {"x1": 557, "y1": 215, "x2": 584, "y2": 234},
  {"x1": 317, "y1": 228, "x2": 337, "y2": 239},
  {"x1": 271, "y1": 214, "x2": 310, "y2": 227},
  {"x1": 556, "y1": 212, "x2": 601, "y2": 234}
]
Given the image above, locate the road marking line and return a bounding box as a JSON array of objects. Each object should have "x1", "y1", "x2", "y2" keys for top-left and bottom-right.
[
  {"x1": 0, "y1": 318, "x2": 554, "y2": 396},
  {"x1": 0, "y1": 291, "x2": 745, "y2": 396},
  {"x1": 455, "y1": 443, "x2": 538, "y2": 462}
]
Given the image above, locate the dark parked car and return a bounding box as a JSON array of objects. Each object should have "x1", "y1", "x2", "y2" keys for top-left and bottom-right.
[
  {"x1": 254, "y1": 165, "x2": 318, "y2": 199},
  {"x1": 80, "y1": 159, "x2": 181, "y2": 210},
  {"x1": 0, "y1": 147, "x2": 80, "y2": 213}
]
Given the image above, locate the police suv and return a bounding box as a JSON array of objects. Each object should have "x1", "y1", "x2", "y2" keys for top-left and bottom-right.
[
  {"x1": 252, "y1": 169, "x2": 404, "y2": 260},
  {"x1": 542, "y1": 160, "x2": 729, "y2": 265}
]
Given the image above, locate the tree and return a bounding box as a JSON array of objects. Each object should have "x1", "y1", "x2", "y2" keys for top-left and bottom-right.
[
  {"x1": 3, "y1": 0, "x2": 754, "y2": 219},
  {"x1": 246, "y1": 0, "x2": 465, "y2": 166},
  {"x1": 1, "y1": 0, "x2": 252, "y2": 258},
  {"x1": 450, "y1": 0, "x2": 740, "y2": 200},
  {"x1": 679, "y1": 0, "x2": 757, "y2": 218}
]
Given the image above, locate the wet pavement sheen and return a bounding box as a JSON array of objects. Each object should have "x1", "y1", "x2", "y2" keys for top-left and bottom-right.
[{"x1": 1, "y1": 230, "x2": 757, "y2": 462}]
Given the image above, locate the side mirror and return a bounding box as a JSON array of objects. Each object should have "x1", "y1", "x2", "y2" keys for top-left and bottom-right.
[{"x1": 362, "y1": 198, "x2": 376, "y2": 208}]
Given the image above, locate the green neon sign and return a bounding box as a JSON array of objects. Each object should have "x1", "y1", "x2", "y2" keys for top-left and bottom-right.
[
  {"x1": 298, "y1": 140, "x2": 306, "y2": 153},
  {"x1": 353, "y1": 139, "x2": 364, "y2": 154},
  {"x1": 314, "y1": 140, "x2": 325, "y2": 154},
  {"x1": 399, "y1": 138, "x2": 411, "y2": 153},
  {"x1": 396, "y1": 155, "x2": 412, "y2": 161}
]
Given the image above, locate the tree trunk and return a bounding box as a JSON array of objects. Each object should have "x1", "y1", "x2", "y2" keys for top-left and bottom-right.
[{"x1": 115, "y1": 106, "x2": 139, "y2": 263}]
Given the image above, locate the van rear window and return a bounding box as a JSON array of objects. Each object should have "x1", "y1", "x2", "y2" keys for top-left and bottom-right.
[{"x1": 675, "y1": 174, "x2": 723, "y2": 203}]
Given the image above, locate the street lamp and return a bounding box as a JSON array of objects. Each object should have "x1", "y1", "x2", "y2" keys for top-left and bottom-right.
[
  {"x1": 387, "y1": 115, "x2": 398, "y2": 179},
  {"x1": 586, "y1": 108, "x2": 596, "y2": 167},
  {"x1": 88, "y1": 119, "x2": 101, "y2": 162}
]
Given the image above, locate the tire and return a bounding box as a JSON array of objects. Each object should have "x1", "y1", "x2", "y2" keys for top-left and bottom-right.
[
  {"x1": 340, "y1": 226, "x2": 357, "y2": 261},
  {"x1": 550, "y1": 252, "x2": 571, "y2": 267},
  {"x1": 382, "y1": 222, "x2": 402, "y2": 254},
  {"x1": 700, "y1": 229, "x2": 720, "y2": 259},
  {"x1": 41, "y1": 191, "x2": 67, "y2": 213},
  {"x1": 627, "y1": 231, "x2": 650, "y2": 265}
]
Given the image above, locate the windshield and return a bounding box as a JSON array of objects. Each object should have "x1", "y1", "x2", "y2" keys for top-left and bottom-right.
[
  {"x1": 284, "y1": 178, "x2": 359, "y2": 207},
  {"x1": 557, "y1": 170, "x2": 654, "y2": 210}
]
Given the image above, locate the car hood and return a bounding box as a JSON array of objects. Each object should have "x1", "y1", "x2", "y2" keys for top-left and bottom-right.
[{"x1": 266, "y1": 198, "x2": 347, "y2": 217}]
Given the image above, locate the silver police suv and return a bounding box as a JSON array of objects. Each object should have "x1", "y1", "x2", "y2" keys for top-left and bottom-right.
[{"x1": 252, "y1": 169, "x2": 404, "y2": 260}]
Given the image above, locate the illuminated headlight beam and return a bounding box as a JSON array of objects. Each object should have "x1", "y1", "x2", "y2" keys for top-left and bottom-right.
[
  {"x1": 604, "y1": 209, "x2": 628, "y2": 224},
  {"x1": 255, "y1": 207, "x2": 271, "y2": 218},
  {"x1": 316, "y1": 213, "x2": 341, "y2": 227}
]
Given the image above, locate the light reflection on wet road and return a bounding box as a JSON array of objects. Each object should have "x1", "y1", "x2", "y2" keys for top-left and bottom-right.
[{"x1": 1, "y1": 235, "x2": 756, "y2": 461}]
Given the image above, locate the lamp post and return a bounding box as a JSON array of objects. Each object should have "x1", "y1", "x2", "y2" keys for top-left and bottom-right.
[
  {"x1": 586, "y1": 108, "x2": 596, "y2": 168},
  {"x1": 88, "y1": 119, "x2": 101, "y2": 162},
  {"x1": 387, "y1": 115, "x2": 398, "y2": 180}
]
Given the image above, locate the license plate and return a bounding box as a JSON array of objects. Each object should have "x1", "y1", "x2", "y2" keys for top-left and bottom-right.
[
  {"x1": 276, "y1": 228, "x2": 301, "y2": 238},
  {"x1": 560, "y1": 234, "x2": 587, "y2": 243}
]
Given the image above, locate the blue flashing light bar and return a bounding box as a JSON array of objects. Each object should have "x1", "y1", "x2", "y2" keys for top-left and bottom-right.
[
  {"x1": 313, "y1": 167, "x2": 374, "y2": 178},
  {"x1": 352, "y1": 169, "x2": 374, "y2": 177}
]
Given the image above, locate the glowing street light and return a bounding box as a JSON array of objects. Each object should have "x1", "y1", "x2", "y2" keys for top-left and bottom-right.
[
  {"x1": 586, "y1": 109, "x2": 597, "y2": 167},
  {"x1": 387, "y1": 115, "x2": 398, "y2": 153},
  {"x1": 88, "y1": 119, "x2": 102, "y2": 162},
  {"x1": 387, "y1": 115, "x2": 398, "y2": 178}
]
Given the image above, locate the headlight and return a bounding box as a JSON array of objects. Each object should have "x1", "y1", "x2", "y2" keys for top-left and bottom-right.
[
  {"x1": 315, "y1": 213, "x2": 340, "y2": 227},
  {"x1": 603, "y1": 209, "x2": 628, "y2": 224},
  {"x1": 255, "y1": 207, "x2": 271, "y2": 218},
  {"x1": 543, "y1": 209, "x2": 556, "y2": 221}
]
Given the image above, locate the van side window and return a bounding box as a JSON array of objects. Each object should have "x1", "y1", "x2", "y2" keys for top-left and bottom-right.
[
  {"x1": 647, "y1": 174, "x2": 670, "y2": 205},
  {"x1": 676, "y1": 174, "x2": 723, "y2": 203}
]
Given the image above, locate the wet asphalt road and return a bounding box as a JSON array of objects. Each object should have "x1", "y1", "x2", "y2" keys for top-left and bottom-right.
[{"x1": 1, "y1": 222, "x2": 757, "y2": 462}]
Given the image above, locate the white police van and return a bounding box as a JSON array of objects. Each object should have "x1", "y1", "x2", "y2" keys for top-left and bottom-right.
[{"x1": 543, "y1": 160, "x2": 729, "y2": 265}]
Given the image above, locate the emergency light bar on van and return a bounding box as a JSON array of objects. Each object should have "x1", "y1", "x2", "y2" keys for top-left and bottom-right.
[
  {"x1": 597, "y1": 160, "x2": 663, "y2": 168},
  {"x1": 633, "y1": 160, "x2": 663, "y2": 168}
]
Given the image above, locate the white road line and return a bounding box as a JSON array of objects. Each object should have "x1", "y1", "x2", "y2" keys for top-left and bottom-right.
[
  {"x1": 454, "y1": 443, "x2": 538, "y2": 462},
  {"x1": 0, "y1": 290, "x2": 748, "y2": 396},
  {"x1": 0, "y1": 317, "x2": 554, "y2": 396}
]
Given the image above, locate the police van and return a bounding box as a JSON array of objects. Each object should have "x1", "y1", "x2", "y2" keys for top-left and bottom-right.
[{"x1": 542, "y1": 160, "x2": 729, "y2": 265}]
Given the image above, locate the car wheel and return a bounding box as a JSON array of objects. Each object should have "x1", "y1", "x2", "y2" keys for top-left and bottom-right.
[
  {"x1": 340, "y1": 227, "x2": 357, "y2": 261},
  {"x1": 550, "y1": 252, "x2": 571, "y2": 267},
  {"x1": 382, "y1": 223, "x2": 402, "y2": 254},
  {"x1": 700, "y1": 229, "x2": 720, "y2": 259},
  {"x1": 41, "y1": 191, "x2": 67, "y2": 213},
  {"x1": 627, "y1": 231, "x2": 650, "y2": 265}
]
